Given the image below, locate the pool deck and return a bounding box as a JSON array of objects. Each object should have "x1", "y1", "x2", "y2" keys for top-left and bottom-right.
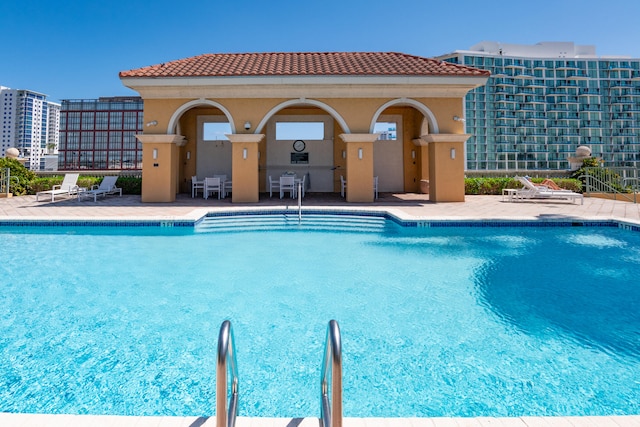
[{"x1": 1, "y1": 192, "x2": 639, "y2": 427}]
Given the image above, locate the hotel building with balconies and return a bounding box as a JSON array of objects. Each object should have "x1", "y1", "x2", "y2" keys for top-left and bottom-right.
[{"x1": 437, "y1": 41, "x2": 640, "y2": 171}]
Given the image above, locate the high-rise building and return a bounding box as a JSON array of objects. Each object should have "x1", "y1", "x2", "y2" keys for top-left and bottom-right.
[
  {"x1": 1, "y1": 86, "x2": 60, "y2": 170},
  {"x1": 58, "y1": 96, "x2": 143, "y2": 170},
  {"x1": 437, "y1": 42, "x2": 640, "y2": 171}
]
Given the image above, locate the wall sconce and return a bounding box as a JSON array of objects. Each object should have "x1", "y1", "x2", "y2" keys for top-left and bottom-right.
[
  {"x1": 342, "y1": 150, "x2": 346, "y2": 159},
  {"x1": 186, "y1": 151, "x2": 191, "y2": 160},
  {"x1": 152, "y1": 148, "x2": 158, "y2": 159},
  {"x1": 242, "y1": 148, "x2": 248, "y2": 159},
  {"x1": 244, "y1": 121, "x2": 251, "y2": 131},
  {"x1": 453, "y1": 116, "x2": 466, "y2": 122},
  {"x1": 411, "y1": 150, "x2": 416, "y2": 159},
  {"x1": 358, "y1": 148, "x2": 363, "y2": 160},
  {"x1": 450, "y1": 148, "x2": 456, "y2": 159},
  {"x1": 146, "y1": 120, "x2": 158, "y2": 127}
]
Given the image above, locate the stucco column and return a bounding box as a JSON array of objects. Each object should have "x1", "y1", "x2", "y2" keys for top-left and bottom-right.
[
  {"x1": 412, "y1": 138, "x2": 430, "y2": 194},
  {"x1": 226, "y1": 133, "x2": 265, "y2": 203},
  {"x1": 339, "y1": 133, "x2": 378, "y2": 203},
  {"x1": 136, "y1": 134, "x2": 185, "y2": 203},
  {"x1": 421, "y1": 134, "x2": 471, "y2": 202}
]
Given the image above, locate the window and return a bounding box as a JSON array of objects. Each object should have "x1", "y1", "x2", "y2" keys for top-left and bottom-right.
[
  {"x1": 275, "y1": 122, "x2": 324, "y2": 140},
  {"x1": 203, "y1": 122, "x2": 232, "y2": 141},
  {"x1": 374, "y1": 122, "x2": 397, "y2": 140}
]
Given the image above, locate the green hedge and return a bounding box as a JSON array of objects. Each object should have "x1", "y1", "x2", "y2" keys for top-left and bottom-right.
[{"x1": 464, "y1": 177, "x2": 582, "y2": 195}]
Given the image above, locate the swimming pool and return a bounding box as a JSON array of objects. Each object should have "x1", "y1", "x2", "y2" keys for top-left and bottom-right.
[{"x1": 0, "y1": 215, "x2": 639, "y2": 418}]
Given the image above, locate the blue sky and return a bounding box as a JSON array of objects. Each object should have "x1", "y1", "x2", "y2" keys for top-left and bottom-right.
[{"x1": 2, "y1": 0, "x2": 639, "y2": 103}]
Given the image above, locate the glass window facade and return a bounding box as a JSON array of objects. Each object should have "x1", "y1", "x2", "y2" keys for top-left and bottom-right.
[
  {"x1": 440, "y1": 52, "x2": 640, "y2": 171},
  {"x1": 58, "y1": 97, "x2": 143, "y2": 170}
]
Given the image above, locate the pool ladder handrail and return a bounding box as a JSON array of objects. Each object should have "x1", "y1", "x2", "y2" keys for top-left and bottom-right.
[
  {"x1": 320, "y1": 320, "x2": 342, "y2": 427},
  {"x1": 297, "y1": 181, "x2": 302, "y2": 223},
  {"x1": 217, "y1": 320, "x2": 239, "y2": 427}
]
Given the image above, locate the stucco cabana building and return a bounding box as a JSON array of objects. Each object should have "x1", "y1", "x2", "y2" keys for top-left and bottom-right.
[{"x1": 119, "y1": 52, "x2": 489, "y2": 203}]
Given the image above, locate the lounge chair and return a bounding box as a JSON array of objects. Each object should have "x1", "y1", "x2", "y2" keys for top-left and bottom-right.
[
  {"x1": 515, "y1": 176, "x2": 583, "y2": 205},
  {"x1": 78, "y1": 176, "x2": 122, "y2": 202},
  {"x1": 36, "y1": 173, "x2": 80, "y2": 202}
]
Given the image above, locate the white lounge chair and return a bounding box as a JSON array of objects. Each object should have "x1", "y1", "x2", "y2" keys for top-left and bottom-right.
[
  {"x1": 78, "y1": 176, "x2": 122, "y2": 202},
  {"x1": 515, "y1": 176, "x2": 583, "y2": 205},
  {"x1": 36, "y1": 173, "x2": 80, "y2": 202}
]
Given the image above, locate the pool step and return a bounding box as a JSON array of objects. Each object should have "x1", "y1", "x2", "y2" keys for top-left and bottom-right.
[{"x1": 195, "y1": 214, "x2": 387, "y2": 233}]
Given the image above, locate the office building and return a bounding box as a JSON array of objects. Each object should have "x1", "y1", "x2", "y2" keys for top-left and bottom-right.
[
  {"x1": 1, "y1": 86, "x2": 60, "y2": 170},
  {"x1": 438, "y1": 41, "x2": 640, "y2": 171},
  {"x1": 58, "y1": 96, "x2": 143, "y2": 170}
]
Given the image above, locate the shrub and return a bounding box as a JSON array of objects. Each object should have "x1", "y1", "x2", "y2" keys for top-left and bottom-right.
[
  {"x1": 115, "y1": 176, "x2": 142, "y2": 195},
  {"x1": 0, "y1": 158, "x2": 36, "y2": 195},
  {"x1": 464, "y1": 177, "x2": 582, "y2": 195}
]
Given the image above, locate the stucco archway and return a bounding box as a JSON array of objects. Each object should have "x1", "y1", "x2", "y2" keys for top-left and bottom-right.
[
  {"x1": 167, "y1": 99, "x2": 237, "y2": 135},
  {"x1": 369, "y1": 98, "x2": 439, "y2": 134},
  {"x1": 254, "y1": 98, "x2": 350, "y2": 134}
]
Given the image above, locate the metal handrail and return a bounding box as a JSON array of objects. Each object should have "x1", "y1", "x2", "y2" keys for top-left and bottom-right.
[
  {"x1": 217, "y1": 320, "x2": 239, "y2": 427},
  {"x1": 320, "y1": 320, "x2": 342, "y2": 427},
  {"x1": 297, "y1": 181, "x2": 302, "y2": 223},
  {"x1": 1, "y1": 168, "x2": 9, "y2": 196},
  {"x1": 581, "y1": 170, "x2": 638, "y2": 203}
]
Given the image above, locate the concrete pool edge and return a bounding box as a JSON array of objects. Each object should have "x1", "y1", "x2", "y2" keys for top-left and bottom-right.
[{"x1": 2, "y1": 413, "x2": 640, "y2": 427}]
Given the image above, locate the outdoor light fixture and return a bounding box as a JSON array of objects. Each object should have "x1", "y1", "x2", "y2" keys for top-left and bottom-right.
[
  {"x1": 244, "y1": 121, "x2": 251, "y2": 130},
  {"x1": 146, "y1": 120, "x2": 158, "y2": 127},
  {"x1": 152, "y1": 148, "x2": 158, "y2": 159},
  {"x1": 342, "y1": 150, "x2": 346, "y2": 159},
  {"x1": 358, "y1": 148, "x2": 363, "y2": 160},
  {"x1": 186, "y1": 151, "x2": 191, "y2": 160},
  {"x1": 450, "y1": 148, "x2": 456, "y2": 159},
  {"x1": 243, "y1": 148, "x2": 248, "y2": 159},
  {"x1": 453, "y1": 116, "x2": 466, "y2": 122},
  {"x1": 411, "y1": 150, "x2": 416, "y2": 159}
]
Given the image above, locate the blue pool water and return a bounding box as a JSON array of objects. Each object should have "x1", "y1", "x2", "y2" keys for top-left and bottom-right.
[{"x1": 0, "y1": 218, "x2": 639, "y2": 418}]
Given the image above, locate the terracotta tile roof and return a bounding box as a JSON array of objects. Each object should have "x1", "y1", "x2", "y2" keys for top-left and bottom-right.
[{"x1": 119, "y1": 52, "x2": 490, "y2": 78}]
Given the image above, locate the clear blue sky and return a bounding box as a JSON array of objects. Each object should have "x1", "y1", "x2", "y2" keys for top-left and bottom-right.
[{"x1": 2, "y1": 0, "x2": 639, "y2": 103}]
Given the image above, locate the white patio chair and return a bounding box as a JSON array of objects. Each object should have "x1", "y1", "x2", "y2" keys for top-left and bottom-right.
[
  {"x1": 269, "y1": 176, "x2": 280, "y2": 198},
  {"x1": 280, "y1": 176, "x2": 296, "y2": 199},
  {"x1": 223, "y1": 180, "x2": 232, "y2": 198},
  {"x1": 204, "y1": 177, "x2": 222, "y2": 200},
  {"x1": 340, "y1": 175, "x2": 347, "y2": 198},
  {"x1": 297, "y1": 174, "x2": 306, "y2": 198},
  {"x1": 373, "y1": 176, "x2": 379, "y2": 199},
  {"x1": 191, "y1": 176, "x2": 204, "y2": 198}
]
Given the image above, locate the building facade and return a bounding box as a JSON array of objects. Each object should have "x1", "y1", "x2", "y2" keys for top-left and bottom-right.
[
  {"x1": 1, "y1": 86, "x2": 60, "y2": 170},
  {"x1": 58, "y1": 96, "x2": 143, "y2": 170},
  {"x1": 120, "y1": 52, "x2": 489, "y2": 203},
  {"x1": 438, "y1": 42, "x2": 640, "y2": 171}
]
